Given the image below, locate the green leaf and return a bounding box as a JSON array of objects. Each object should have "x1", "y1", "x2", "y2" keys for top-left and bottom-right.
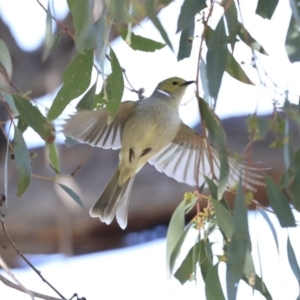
[
  {"x1": 223, "y1": 0, "x2": 239, "y2": 51},
  {"x1": 17, "y1": 117, "x2": 28, "y2": 134},
  {"x1": 166, "y1": 197, "x2": 197, "y2": 278},
  {"x1": 58, "y1": 183, "x2": 84, "y2": 208},
  {"x1": 119, "y1": 28, "x2": 165, "y2": 52},
  {"x1": 0, "y1": 39, "x2": 13, "y2": 79},
  {"x1": 176, "y1": 0, "x2": 206, "y2": 33},
  {"x1": 93, "y1": 89, "x2": 106, "y2": 110},
  {"x1": 226, "y1": 52, "x2": 254, "y2": 85},
  {"x1": 199, "y1": 239, "x2": 213, "y2": 281},
  {"x1": 145, "y1": 0, "x2": 173, "y2": 50},
  {"x1": 68, "y1": 0, "x2": 94, "y2": 53},
  {"x1": 106, "y1": 47, "x2": 124, "y2": 123},
  {"x1": 227, "y1": 181, "x2": 249, "y2": 300},
  {"x1": 242, "y1": 274, "x2": 272, "y2": 300},
  {"x1": 42, "y1": 3, "x2": 55, "y2": 61},
  {"x1": 65, "y1": 136, "x2": 78, "y2": 147},
  {"x1": 177, "y1": 20, "x2": 195, "y2": 61},
  {"x1": 255, "y1": 0, "x2": 279, "y2": 19},
  {"x1": 290, "y1": 167, "x2": 300, "y2": 211},
  {"x1": 13, "y1": 95, "x2": 55, "y2": 143},
  {"x1": 13, "y1": 127, "x2": 31, "y2": 197},
  {"x1": 105, "y1": 0, "x2": 131, "y2": 23},
  {"x1": 47, "y1": 50, "x2": 94, "y2": 121},
  {"x1": 237, "y1": 24, "x2": 268, "y2": 55},
  {"x1": 287, "y1": 236, "x2": 300, "y2": 280},
  {"x1": 290, "y1": 0, "x2": 300, "y2": 24},
  {"x1": 1, "y1": 91, "x2": 18, "y2": 114},
  {"x1": 174, "y1": 239, "x2": 201, "y2": 284},
  {"x1": 76, "y1": 82, "x2": 97, "y2": 110},
  {"x1": 205, "y1": 263, "x2": 225, "y2": 300},
  {"x1": 264, "y1": 174, "x2": 296, "y2": 227},
  {"x1": 199, "y1": 99, "x2": 229, "y2": 198},
  {"x1": 48, "y1": 143, "x2": 60, "y2": 174},
  {"x1": 243, "y1": 247, "x2": 255, "y2": 286},
  {"x1": 210, "y1": 197, "x2": 233, "y2": 240},
  {"x1": 205, "y1": 20, "x2": 228, "y2": 99},
  {"x1": 285, "y1": 14, "x2": 300, "y2": 63},
  {"x1": 259, "y1": 208, "x2": 279, "y2": 251}
]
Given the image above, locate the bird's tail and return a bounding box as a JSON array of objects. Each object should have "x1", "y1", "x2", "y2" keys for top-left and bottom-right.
[{"x1": 89, "y1": 169, "x2": 135, "y2": 229}]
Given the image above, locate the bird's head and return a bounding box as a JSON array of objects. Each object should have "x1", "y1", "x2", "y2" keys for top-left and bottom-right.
[{"x1": 154, "y1": 77, "x2": 194, "y2": 104}]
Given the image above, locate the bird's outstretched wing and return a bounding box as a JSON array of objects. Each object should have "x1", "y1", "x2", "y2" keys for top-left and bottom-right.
[
  {"x1": 62, "y1": 101, "x2": 138, "y2": 149},
  {"x1": 148, "y1": 122, "x2": 263, "y2": 191}
]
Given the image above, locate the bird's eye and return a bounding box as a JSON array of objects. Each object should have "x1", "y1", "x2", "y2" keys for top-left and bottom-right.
[{"x1": 172, "y1": 81, "x2": 178, "y2": 85}]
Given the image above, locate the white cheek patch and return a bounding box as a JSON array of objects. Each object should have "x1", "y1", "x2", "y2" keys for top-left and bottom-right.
[{"x1": 157, "y1": 89, "x2": 171, "y2": 97}]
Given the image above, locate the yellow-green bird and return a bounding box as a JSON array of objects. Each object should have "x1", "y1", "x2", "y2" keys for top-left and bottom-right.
[{"x1": 63, "y1": 77, "x2": 261, "y2": 229}]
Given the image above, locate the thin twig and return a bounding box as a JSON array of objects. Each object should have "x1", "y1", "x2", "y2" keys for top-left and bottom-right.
[
  {"x1": 0, "y1": 256, "x2": 34, "y2": 299},
  {"x1": 71, "y1": 146, "x2": 93, "y2": 177},
  {"x1": 0, "y1": 274, "x2": 63, "y2": 300},
  {"x1": 0, "y1": 218, "x2": 66, "y2": 299}
]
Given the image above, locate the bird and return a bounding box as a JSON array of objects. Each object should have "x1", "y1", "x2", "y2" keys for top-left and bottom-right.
[{"x1": 63, "y1": 77, "x2": 262, "y2": 229}]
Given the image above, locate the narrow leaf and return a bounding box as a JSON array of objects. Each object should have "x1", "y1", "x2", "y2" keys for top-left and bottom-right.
[
  {"x1": 255, "y1": 0, "x2": 279, "y2": 19},
  {"x1": 211, "y1": 197, "x2": 233, "y2": 240},
  {"x1": 119, "y1": 28, "x2": 165, "y2": 52},
  {"x1": 14, "y1": 127, "x2": 31, "y2": 197},
  {"x1": 205, "y1": 263, "x2": 225, "y2": 300},
  {"x1": 76, "y1": 82, "x2": 97, "y2": 110},
  {"x1": 48, "y1": 50, "x2": 93, "y2": 121},
  {"x1": 259, "y1": 208, "x2": 279, "y2": 251},
  {"x1": 227, "y1": 181, "x2": 249, "y2": 300},
  {"x1": 264, "y1": 174, "x2": 296, "y2": 227},
  {"x1": 176, "y1": 0, "x2": 206, "y2": 33},
  {"x1": 285, "y1": 14, "x2": 300, "y2": 63},
  {"x1": 242, "y1": 274, "x2": 272, "y2": 300},
  {"x1": 106, "y1": 47, "x2": 124, "y2": 123},
  {"x1": 58, "y1": 183, "x2": 84, "y2": 208},
  {"x1": 1, "y1": 91, "x2": 18, "y2": 114},
  {"x1": 105, "y1": 0, "x2": 131, "y2": 23},
  {"x1": 48, "y1": 143, "x2": 60, "y2": 174},
  {"x1": 177, "y1": 20, "x2": 195, "y2": 61},
  {"x1": 68, "y1": 0, "x2": 94, "y2": 53},
  {"x1": 226, "y1": 52, "x2": 254, "y2": 85},
  {"x1": 287, "y1": 236, "x2": 300, "y2": 280},
  {"x1": 145, "y1": 0, "x2": 173, "y2": 50},
  {"x1": 0, "y1": 39, "x2": 12, "y2": 79},
  {"x1": 199, "y1": 239, "x2": 213, "y2": 281},
  {"x1": 223, "y1": 0, "x2": 239, "y2": 51},
  {"x1": 13, "y1": 95, "x2": 55, "y2": 143},
  {"x1": 174, "y1": 239, "x2": 201, "y2": 284},
  {"x1": 42, "y1": 3, "x2": 55, "y2": 61}
]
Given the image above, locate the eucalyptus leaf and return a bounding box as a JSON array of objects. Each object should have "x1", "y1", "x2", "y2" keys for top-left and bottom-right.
[
  {"x1": 119, "y1": 28, "x2": 165, "y2": 52},
  {"x1": 145, "y1": 0, "x2": 173, "y2": 50},
  {"x1": 226, "y1": 181, "x2": 250, "y2": 300},
  {"x1": 58, "y1": 183, "x2": 84, "y2": 208},
  {"x1": 287, "y1": 236, "x2": 300, "y2": 280},
  {"x1": 199, "y1": 239, "x2": 213, "y2": 281},
  {"x1": 77, "y1": 82, "x2": 97, "y2": 110},
  {"x1": 68, "y1": 0, "x2": 94, "y2": 53},
  {"x1": 259, "y1": 208, "x2": 279, "y2": 251},
  {"x1": 105, "y1": 0, "x2": 132, "y2": 23},
  {"x1": 48, "y1": 49, "x2": 93, "y2": 121},
  {"x1": 13, "y1": 95, "x2": 55, "y2": 143},
  {"x1": 48, "y1": 143, "x2": 60, "y2": 174},
  {"x1": 42, "y1": 3, "x2": 55, "y2": 61},
  {"x1": 223, "y1": 0, "x2": 239, "y2": 51},
  {"x1": 13, "y1": 127, "x2": 31, "y2": 197},
  {"x1": 205, "y1": 263, "x2": 225, "y2": 300},
  {"x1": 264, "y1": 174, "x2": 296, "y2": 227},
  {"x1": 285, "y1": 14, "x2": 300, "y2": 63},
  {"x1": 1, "y1": 91, "x2": 18, "y2": 114},
  {"x1": 177, "y1": 20, "x2": 194, "y2": 61},
  {"x1": 0, "y1": 39, "x2": 12, "y2": 79},
  {"x1": 106, "y1": 47, "x2": 124, "y2": 123},
  {"x1": 255, "y1": 0, "x2": 279, "y2": 19},
  {"x1": 226, "y1": 52, "x2": 254, "y2": 85},
  {"x1": 176, "y1": 0, "x2": 206, "y2": 33}
]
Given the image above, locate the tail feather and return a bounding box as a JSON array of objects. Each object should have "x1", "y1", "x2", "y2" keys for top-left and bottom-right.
[{"x1": 89, "y1": 169, "x2": 135, "y2": 229}]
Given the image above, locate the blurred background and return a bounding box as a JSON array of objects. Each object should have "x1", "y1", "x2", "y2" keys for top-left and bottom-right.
[{"x1": 0, "y1": 0, "x2": 300, "y2": 299}]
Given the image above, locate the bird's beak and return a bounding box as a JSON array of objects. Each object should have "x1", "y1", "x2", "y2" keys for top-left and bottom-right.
[{"x1": 180, "y1": 81, "x2": 195, "y2": 86}]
